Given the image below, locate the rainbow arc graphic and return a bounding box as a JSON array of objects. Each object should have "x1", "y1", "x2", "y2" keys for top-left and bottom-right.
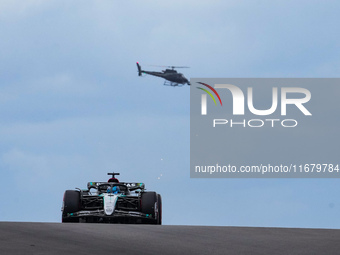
[{"x1": 196, "y1": 82, "x2": 222, "y2": 106}]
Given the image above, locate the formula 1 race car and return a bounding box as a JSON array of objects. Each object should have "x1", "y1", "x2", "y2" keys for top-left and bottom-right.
[{"x1": 61, "y1": 173, "x2": 162, "y2": 224}]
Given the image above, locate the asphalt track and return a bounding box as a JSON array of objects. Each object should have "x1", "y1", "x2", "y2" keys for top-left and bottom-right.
[{"x1": 0, "y1": 222, "x2": 339, "y2": 255}]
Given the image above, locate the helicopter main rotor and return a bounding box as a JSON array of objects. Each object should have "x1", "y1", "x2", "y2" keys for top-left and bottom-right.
[{"x1": 149, "y1": 65, "x2": 190, "y2": 70}]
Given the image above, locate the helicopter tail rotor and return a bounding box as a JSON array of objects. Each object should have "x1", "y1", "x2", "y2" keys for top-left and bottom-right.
[{"x1": 136, "y1": 62, "x2": 142, "y2": 76}]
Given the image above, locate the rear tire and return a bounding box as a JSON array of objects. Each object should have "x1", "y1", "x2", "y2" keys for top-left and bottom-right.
[
  {"x1": 141, "y1": 192, "x2": 157, "y2": 214},
  {"x1": 157, "y1": 194, "x2": 162, "y2": 225},
  {"x1": 141, "y1": 192, "x2": 158, "y2": 224},
  {"x1": 62, "y1": 190, "x2": 80, "y2": 223}
]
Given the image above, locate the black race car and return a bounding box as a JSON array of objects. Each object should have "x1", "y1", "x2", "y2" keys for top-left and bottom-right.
[{"x1": 61, "y1": 173, "x2": 162, "y2": 224}]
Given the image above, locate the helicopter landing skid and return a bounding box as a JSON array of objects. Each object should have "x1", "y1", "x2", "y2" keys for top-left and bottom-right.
[{"x1": 163, "y1": 80, "x2": 185, "y2": 87}]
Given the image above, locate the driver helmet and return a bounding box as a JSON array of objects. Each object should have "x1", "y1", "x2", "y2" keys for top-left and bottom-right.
[{"x1": 106, "y1": 185, "x2": 120, "y2": 194}]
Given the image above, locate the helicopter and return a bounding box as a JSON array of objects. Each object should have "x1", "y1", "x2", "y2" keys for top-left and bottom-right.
[{"x1": 136, "y1": 62, "x2": 190, "y2": 87}]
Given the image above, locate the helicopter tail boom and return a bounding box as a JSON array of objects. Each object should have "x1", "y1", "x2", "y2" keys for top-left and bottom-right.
[{"x1": 136, "y1": 62, "x2": 142, "y2": 76}]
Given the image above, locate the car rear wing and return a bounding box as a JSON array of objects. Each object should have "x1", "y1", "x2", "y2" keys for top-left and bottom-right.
[{"x1": 87, "y1": 182, "x2": 145, "y2": 191}]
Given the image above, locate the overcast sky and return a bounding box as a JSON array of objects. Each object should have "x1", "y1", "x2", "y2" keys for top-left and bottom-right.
[{"x1": 0, "y1": 0, "x2": 339, "y2": 228}]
